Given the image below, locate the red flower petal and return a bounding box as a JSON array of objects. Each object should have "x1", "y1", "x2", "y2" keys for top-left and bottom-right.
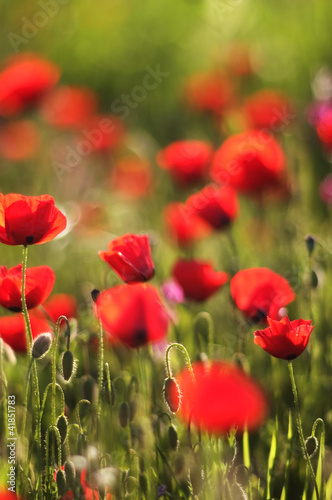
[
  {"x1": 0, "y1": 264, "x2": 55, "y2": 311},
  {"x1": 230, "y1": 268, "x2": 295, "y2": 322},
  {"x1": 163, "y1": 202, "x2": 212, "y2": 248},
  {"x1": 172, "y1": 259, "x2": 229, "y2": 301},
  {"x1": 0, "y1": 193, "x2": 66, "y2": 245},
  {"x1": 243, "y1": 90, "x2": 294, "y2": 130},
  {"x1": 96, "y1": 284, "x2": 169, "y2": 348},
  {"x1": 0, "y1": 313, "x2": 52, "y2": 352},
  {"x1": 211, "y1": 130, "x2": 286, "y2": 194},
  {"x1": 172, "y1": 361, "x2": 268, "y2": 434},
  {"x1": 0, "y1": 120, "x2": 40, "y2": 161},
  {"x1": 99, "y1": 234, "x2": 155, "y2": 284}
]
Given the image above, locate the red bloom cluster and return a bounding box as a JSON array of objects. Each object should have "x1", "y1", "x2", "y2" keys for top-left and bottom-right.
[
  {"x1": 0, "y1": 193, "x2": 66, "y2": 246},
  {"x1": 96, "y1": 284, "x2": 169, "y2": 348},
  {"x1": 0, "y1": 264, "x2": 55, "y2": 311},
  {"x1": 157, "y1": 140, "x2": 213, "y2": 185},
  {"x1": 0, "y1": 120, "x2": 40, "y2": 161},
  {"x1": 211, "y1": 130, "x2": 286, "y2": 194},
  {"x1": 231, "y1": 267, "x2": 295, "y2": 322},
  {"x1": 171, "y1": 361, "x2": 267, "y2": 434},
  {"x1": 99, "y1": 234, "x2": 154, "y2": 284},
  {"x1": 254, "y1": 316, "x2": 314, "y2": 360},
  {"x1": 0, "y1": 54, "x2": 60, "y2": 117},
  {"x1": 172, "y1": 259, "x2": 229, "y2": 301}
]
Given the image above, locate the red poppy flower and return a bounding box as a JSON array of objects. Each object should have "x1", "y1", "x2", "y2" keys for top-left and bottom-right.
[
  {"x1": 171, "y1": 361, "x2": 267, "y2": 434},
  {"x1": 211, "y1": 130, "x2": 286, "y2": 194},
  {"x1": 172, "y1": 259, "x2": 229, "y2": 301},
  {"x1": 73, "y1": 114, "x2": 125, "y2": 153},
  {"x1": 0, "y1": 53, "x2": 60, "y2": 117},
  {"x1": 231, "y1": 267, "x2": 295, "y2": 322},
  {"x1": 42, "y1": 294, "x2": 78, "y2": 323},
  {"x1": 40, "y1": 85, "x2": 98, "y2": 129},
  {"x1": 243, "y1": 90, "x2": 294, "y2": 130},
  {"x1": 96, "y1": 284, "x2": 169, "y2": 348},
  {"x1": 0, "y1": 313, "x2": 52, "y2": 352},
  {"x1": 254, "y1": 316, "x2": 314, "y2": 360},
  {"x1": 185, "y1": 72, "x2": 234, "y2": 116},
  {"x1": 99, "y1": 234, "x2": 155, "y2": 284},
  {"x1": 186, "y1": 184, "x2": 238, "y2": 230},
  {"x1": 163, "y1": 202, "x2": 212, "y2": 248},
  {"x1": 0, "y1": 193, "x2": 67, "y2": 246},
  {"x1": 110, "y1": 157, "x2": 152, "y2": 199},
  {"x1": 59, "y1": 470, "x2": 113, "y2": 500},
  {"x1": 0, "y1": 490, "x2": 21, "y2": 499},
  {"x1": 224, "y1": 43, "x2": 253, "y2": 77},
  {"x1": 0, "y1": 264, "x2": 55, "y2": 311},
  {"x1": 157, "y1": 140, "x2": 213, "y2": 185},
  {"x1": 0, "y1": 120, "x2": 40, "y2": 161}
]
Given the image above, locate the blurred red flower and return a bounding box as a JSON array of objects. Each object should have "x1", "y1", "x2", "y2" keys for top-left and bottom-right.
[
  {"x1": 243, "y1": 90, "x2": 294, "y2": 130},
  {"x1": 171, "y1": 361, "x2": 267, "y2": 434},
  {"x1": 40, "y1": 85, "x2": 98, "y2": 129},
  {"x1": 224, "y1": 43, "x2": 254, "y2": 77},
  {"x1": 254, "y1": 316, "x2": 314, "y2": 360},
  {"x1": 185, "y1": 72, "x2": 234, "y2": 116},
  {"x1": 186, "y1": 184, "x2": 238, "y2": 230},
  {"x1": 59, "y1": 470, "x2": 113, "y2": 500},
  {"x1": 163, "y1": 202, "x2": 212, "y2": 248},
  {"x1": 74, "y1": 114, "x2": 125, "y2": 152},
  {"x1": 0, "y1": 264, "x2": 55, "y2": 312},
  {"x1": 157, "y1": 140, "x2": 213, "y2": 185},
  {"x1": 172, "y1": 259, "x2": 229, "y2": 301},
  {"x1": 0, "y1": 120, "x2": 40, "y2": 161},
  {"x1": 231, "y1": 268, "x2": 295, "y2": 322},
  {"x1": 110, "y1": 157, "x2": 152, "y2": 199},
  {"x1": 42, "y1": 294, "x2": 78, "y2": 323},
  {"x1": 0, "y1": 313, "x2": 52, "y2": 352},
  {"x1": 211, "y1": 130, "x2": 286, "y2": 194},
  {"x1": 0, "y1": 53, "x2": 60, "y2": 117},
  {"x1": 0, "y1": 490, "x2": 22, "y2": 499},
  {"x1": 99, "y1": 234, "x2": 155, "y2": 284},
  {"x1": 316, "y1": 107, "x2": 332, "y2": 150},
  {"x1": 96, "y1": 284, "x2": 169, "y2": 348},
  {"x1": 0, "y1": 193, "x2": 67, "y2": 246}
]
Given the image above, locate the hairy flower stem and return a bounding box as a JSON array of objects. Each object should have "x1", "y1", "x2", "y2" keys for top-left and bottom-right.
[
  {"x1": 165, "y1": 343, "x2": 194, "y2": 380},
  {"x1": 21, "y1": 245, "x2": 42, "y2": 499},
  {"x1": 288, "y1": 361, "x2": 320, "y2": 499},
  {"x1": 97, "y1": 316, "x2": 104, "y2": 436},
  {"x1": 52, "y1": 316, "x2": 69, "y2": 424}
]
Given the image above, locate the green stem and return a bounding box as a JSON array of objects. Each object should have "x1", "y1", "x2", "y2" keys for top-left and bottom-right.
[
  {"x1": 288, "y1": 361, "x2": 320, "y2": 500},
  {"x1": 165, "y1": 343, "x2": 194, "y2": 380},
  {"x1": 97, "y1": 317, "x2": 104, "y2": 423},
  {"x1": 52, "y1": 316, "x2": 69, "y2": 424},
  {"x1": 21, "y1": 245, "x2": 33, "y2": 352}
]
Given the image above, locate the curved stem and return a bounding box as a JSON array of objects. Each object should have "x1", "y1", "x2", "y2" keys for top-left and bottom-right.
[
  {"x1": 165, "y1": 343, "x2": 194, "y2": 380},
  {"x1": 288, "y1": 361, "x2": 320, "y2": 499}
]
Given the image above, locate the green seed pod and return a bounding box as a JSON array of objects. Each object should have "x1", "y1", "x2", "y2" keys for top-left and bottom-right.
[
  {"x1": 163, "y1": 377, "x2": 181, "y2": 413},
  {"x1": 119, "y1": 401, "x2": 129, "y2": 428},
  {"x1": 56, "y1": 415, "x2": 68, "y2": 444},
  {"x1": 168, "y1": 424, "x2": 179, "y2": 451},
  {"x1": 62, "y1": 350, "x2": 74, "y2": 382},
  {"x1": 311, "y1": 269, "x2": 319, "y2": 289},
  {"x1": 56, "y1": 469, "x2": 67, "y2": 496},
  {"x1": 32, "y1": 332, "x2": 52, "y2": 359},
  {"x1": 64, "y1": 460, "x2": 76, "y2": 490}
]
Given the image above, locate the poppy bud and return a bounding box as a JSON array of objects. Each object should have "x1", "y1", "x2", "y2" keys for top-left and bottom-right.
[
  {"x1": 56, "y1": 415, "x2": 68, "y2": 444},
  {"x1": 119, "y1": 401, "x2": 129, "y2": 428},
  {"x1": 32, "y1": 332, "x2": 52, "y2": 359},
  {"x1": 56, "y1": 469, "x2": 67, "y2": 496},
  {"x1": 129, "y1": 399, "x2": 137, "y2": 422},
  {"x1": 168, "y1": 424, "x2": 179, "y2": 451},
  {"x1": 310, "y1": 269, "x2": 319, "y2": 289},
  {"x1": 163, "y1": 377, "x2": 181, "y2": 413},
  {"x1": 77, "y1": 433, "x2": 86, "y2": 455},
  {"x1": 64, "y1": 461, "x2": 76, "y2": 489},
  {"x1": 305, "y1": 234, "x2": 316, "y2": 256},
  {"x1": 61, "y1": 350, "x2": 75, "y2": 382}
]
